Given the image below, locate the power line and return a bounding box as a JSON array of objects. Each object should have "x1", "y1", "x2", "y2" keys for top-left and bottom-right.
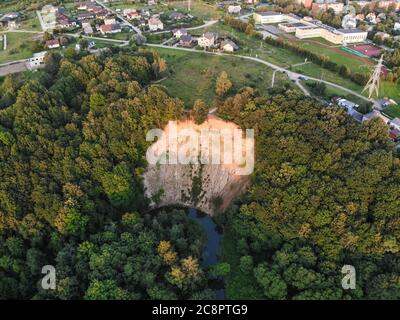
[{"x1": 362, "y1": 54, "x2": 384, "y2": 99}]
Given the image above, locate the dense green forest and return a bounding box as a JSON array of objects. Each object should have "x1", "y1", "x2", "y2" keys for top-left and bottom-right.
[
  {"x1": 0, "y1": 47, "x2": 213, "y2": 299},
  {"x1": 217, "y1": 88, "x2": 400, "y2": 299},
  {"x1": 1, "y1": 45, "x2": 400, "y2": 299}
]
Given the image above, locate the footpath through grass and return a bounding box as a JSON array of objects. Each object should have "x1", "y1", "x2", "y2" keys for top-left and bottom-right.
[{"x1": 153, "y1": 47, "x2": 291, "y2": 108}]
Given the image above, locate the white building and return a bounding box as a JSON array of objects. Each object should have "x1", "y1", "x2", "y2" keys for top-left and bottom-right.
[
  {"x1": 228, "y1": 5, "x2": 241, "y2": 14},
  {"x1": 82, "y1": 22, "x2": 93, "y2": 35},
  {"x1": 148, "y1": 16, "x2": 163, "y2": 31},
  {"x1": 220, "y1": 39, "x2": 239, "y2": 52},
  {"x1": 104, "y1": 18, "x2": 116, "y2": 25},
  {"x1": 198, "y1": 32, "x2": 216, "y2": 48},
  {"x1": 253, "y1": 11, "x2": 285, "y2": 24},
  {"x1": 391, "y1": 118, "x2": 400, "y2": 130},
  {"x1": 173, "y1": 28, "x2": 187, "y2": 39},
  {"x1": 26, "y1": 51, "x2": 47, "y2": 70}
]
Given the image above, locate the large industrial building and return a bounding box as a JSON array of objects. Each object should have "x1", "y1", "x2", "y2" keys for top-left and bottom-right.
[{"x1": 253, "y1": 12, "x2": 368, "y2": 45}]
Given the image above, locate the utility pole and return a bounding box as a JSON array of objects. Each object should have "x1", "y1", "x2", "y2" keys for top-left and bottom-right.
[
  {"x1": 188, "y1": 0, "x2": 191, "y2": 12},
  {"x1": 362, "y1": 54, "x2": 384, "y2": 99}
]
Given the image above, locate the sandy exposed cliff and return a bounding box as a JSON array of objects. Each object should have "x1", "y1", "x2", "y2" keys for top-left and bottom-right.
[{"x1": 143, "y1": 116, "x2": 252, "y2": 215}]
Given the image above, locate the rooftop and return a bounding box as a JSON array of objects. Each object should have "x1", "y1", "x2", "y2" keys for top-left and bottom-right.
[
  {"x1": 337, "y1": 28, "x2": 366, "y2": 34},
  {"x1": 256, "y1": 11, "x2": 282, "y2": 16}
]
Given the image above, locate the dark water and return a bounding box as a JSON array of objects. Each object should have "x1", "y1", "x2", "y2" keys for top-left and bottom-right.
[{"x1": 188, "y1": 208, "x2": 225, "y2": 300}]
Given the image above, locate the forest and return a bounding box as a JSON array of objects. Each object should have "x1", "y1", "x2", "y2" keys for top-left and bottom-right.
[
  {"x1": 217, "y1": 88, "x2": 400, "y2": 299},
  {"x1": 0, "y1": 44, "x2": 400, "y2": 299}
]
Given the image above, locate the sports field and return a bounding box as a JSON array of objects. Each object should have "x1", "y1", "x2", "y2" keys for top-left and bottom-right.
[{"x1": 348, "y1": 44, "x2": 382, "y2": 58}]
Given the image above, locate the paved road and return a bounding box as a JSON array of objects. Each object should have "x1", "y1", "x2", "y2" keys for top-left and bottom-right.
[
  {"x1": 146, "y1": 43, "x2": 373, "y2": 103},
  {"x1": 93, "y1": 0, "x2": 143, "y2": 36},
  {"x1": 0, "y1": 61, "x2": 28, "y2": 76}
]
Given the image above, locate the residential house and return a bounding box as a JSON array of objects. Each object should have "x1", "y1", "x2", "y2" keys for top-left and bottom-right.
[
  {"x1": 390, "y1": 118, "x2": 400, "y2": 131},
  {"x1": 127, "y1": 11, "x2": 141, "y2": 20},
  {"x1": 77, "y1": 2, "x2": 91, "y2": 10},
  {"x1": 198, "y1": 32, "x2": 216, "y2": 48},
  {"x1": 311, "y1": 2, "x2": 344, "y2": 16},
  {"x1": 148, "y1": 16, "x2": 163, "y2": 31},
  {"x1": 99, "y1": 23, "x2": 122, "y2": 34},
  {"x1": 179, "y1": 35, "x2": 193, "y2": 47},
  {"x1": 227, "y1": 5, "x2": 241, "y2": 14},
  {"x1": 0, "y1": 12, "x2": 19, "y2": 29},
  {"x1": 375, "y1": 31, "x2": 391, "y2": 40},
  {"x1": 82, "y1": 22, "x2": 94, "y2": 34},
  {"x1": 56, "y1": 12, "x2": 76, "y2": 29},
  {"x1": 356, "y1": 14, "x2": 365, "y2": 21},
  {"x1": 294, "y1": 0, "x2": 313, "y2": 9},
  {"x1": 26, "y1": 51, "x2": 47, "y2": 70},
  {"x1": 77, "y1": 12, "x2": 95, "y2": 21},
  {"x1": 366, "y1": 13, "x2": 377, "y2": 24},
  {"x1": 220, "y1": 39, "x2": 239, "y2": 52},
  {"x1": 170, "y1": 12, "x2": 186, "y2": 20},
  {"x1": 104, "y1": 18, "x2": 116, "y2": 25},
  {"x1": 123, "y1": 9, "x2": 135, "y2": 17},
  {"x1": 46, "y1": 39, "x2": 60, "y2": 49},
  {"x1": 76, "y1": 40, "x2": 96, "y2": 51},
  {"x1": 173, "y1": 28, "x2": 187, "y2": 39},
  {"x1": 41, "y1": 5, "x2": 58, "y2": 15}
]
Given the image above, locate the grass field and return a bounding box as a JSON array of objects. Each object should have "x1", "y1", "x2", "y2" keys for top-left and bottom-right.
[
  {"x1": 19, "y1": 12, "x2": 42, "y2": 31},
  {"x1": 191, "y1": 22, "x2": 400, "y2": 104},
  {"x1": 382, "y1": 105, "x2": 400, "y2": 119},
  {"x1": 294, "y1": 40, "x2": 373, "y2": 74},
  {"x1": 193, "y1": 23, "x2": 305, "y2": 67},
  {"x1": 171, "y1": 0, "x2": 222, "y2": 20},
  {"x1": 152, "y1": 47, "x2": 292, "y2": 107},
  {"x1": 0, "y1": 32, "x2": 39, "y2": 64}
]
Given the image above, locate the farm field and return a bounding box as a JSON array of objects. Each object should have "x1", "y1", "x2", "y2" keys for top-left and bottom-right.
[{"x1": 152, "y1": 47, "x2": 292, "y2": 107}]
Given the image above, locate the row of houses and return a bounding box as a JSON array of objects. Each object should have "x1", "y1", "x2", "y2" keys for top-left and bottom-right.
[
  {"x1": 333, "y1": 96, "x2": 400, "y2": 142},
  {"x1": 0, "y1": 12, "x2": 20, "y2": 30},
  {"x1": 122, "y1": 8, "x2": 193, "y2": 32},
  {"x1": 172, "y1": 29, "x2": 239, "y2": 51}
]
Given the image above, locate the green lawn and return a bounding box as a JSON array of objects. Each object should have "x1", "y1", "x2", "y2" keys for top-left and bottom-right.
[
  {"x1": 0, "y1": 32, "x2": 38, "y2": 64},
  {"x1": 192, "y1": 22, "x2": 305, "y2": 67},
  {"x1": 380, "y1": 82, "x2": 400, "y2": 104},
  {"x1": 152, "y1": 47, "x2": 292, "y2": 108},
  {"x1": 294, "y1": 40, "x2": 372, "y2": 74},
  {"x1": 382, "y1": 105, "x2": 400, "y2": 119},
  {"x1": 182, "y1": 22, "x2": 400, "y2": 104},
  {"x1": 19, "y1": 11, "x2": 42, "y2": 31},
  {"x1": 171, "y1": 0, "x2": 222, "y2": 20}
]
